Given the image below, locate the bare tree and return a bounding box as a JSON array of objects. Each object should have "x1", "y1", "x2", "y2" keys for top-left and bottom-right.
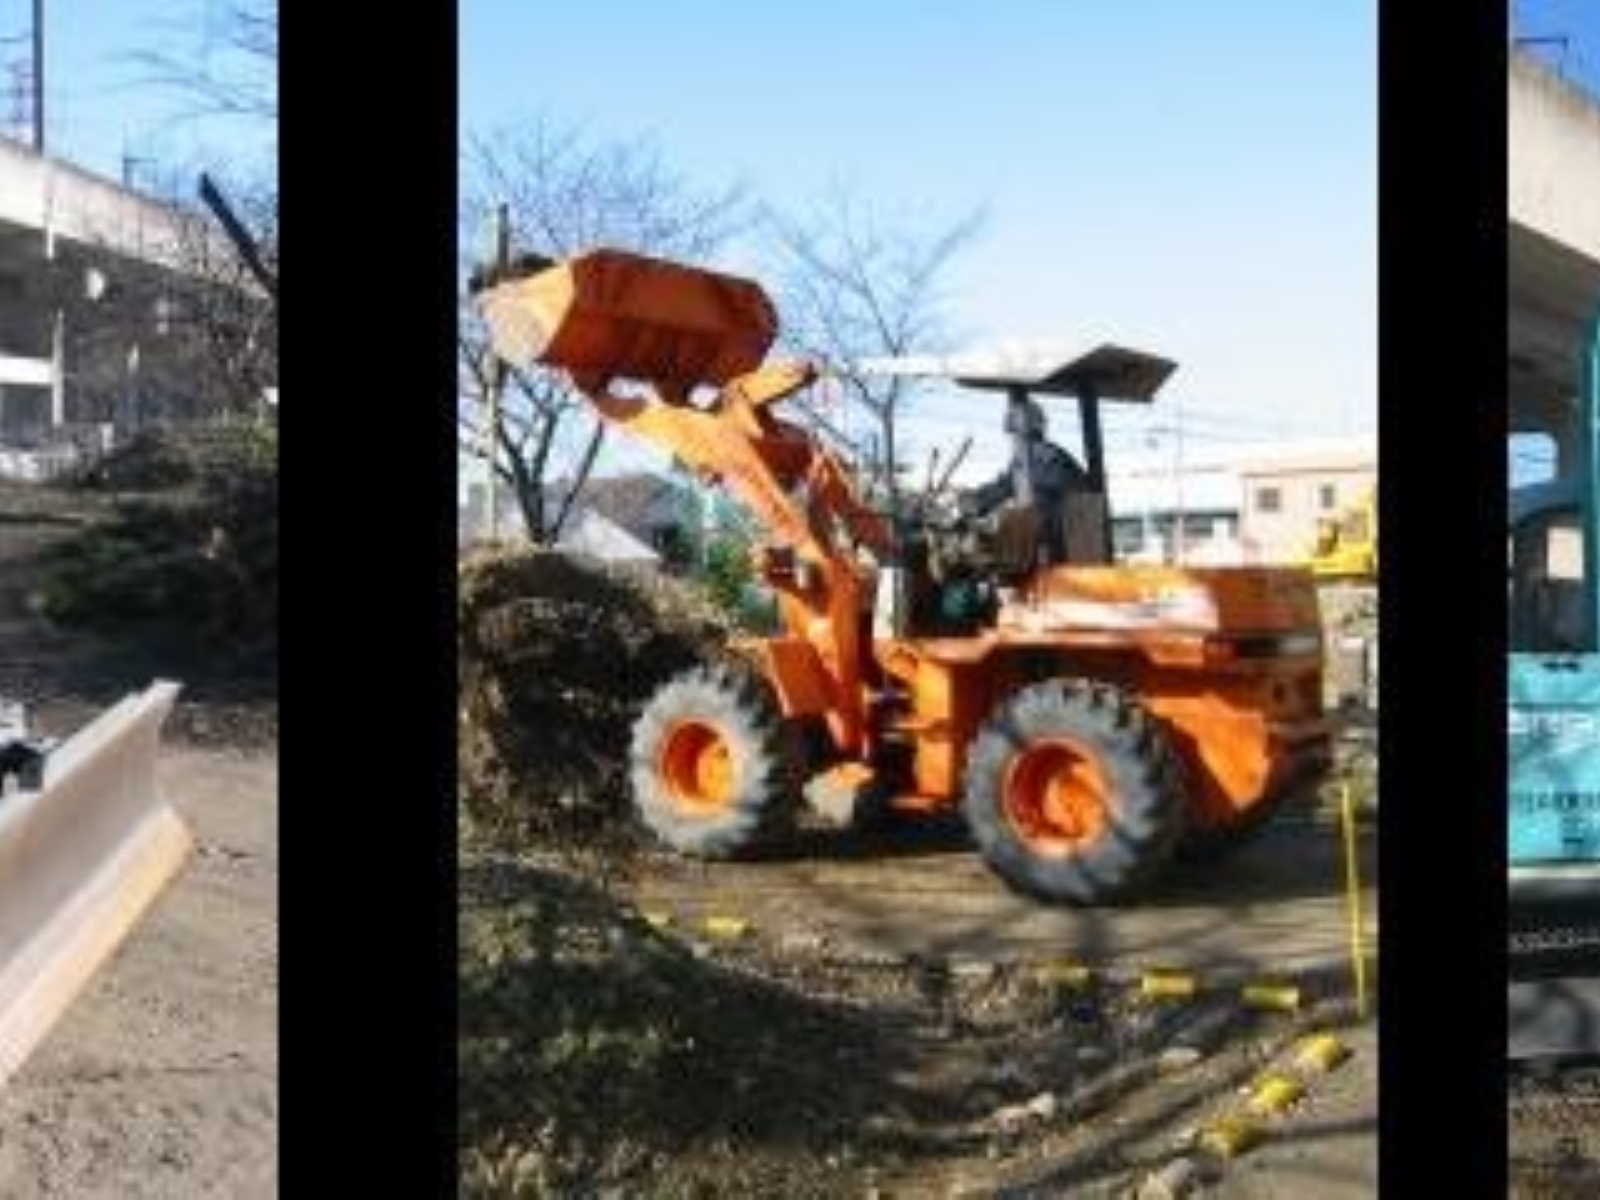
[
  {"x1": 458, "y1": 117, "x2": 748, "y2": 545},
  {"x1": 95, "y1": 2, "x2": 278, "y2": 431},
  {"x1": 764, "y1": 187, "x2": 983, "y2": 542},
  {"x1": 35, "y1": 169, "x2": 276, "y2": 437},
  {"x1": 125, "y1": 1, "x2": 278, "y2": 125}
]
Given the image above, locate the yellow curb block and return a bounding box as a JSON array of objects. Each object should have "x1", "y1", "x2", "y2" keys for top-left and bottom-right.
[
  {"x1": 1245, "y1": 1072, "x2": 1305, "y2": 1116},
  {"x1": 1240, "y1": 979, "x2": 1300, "y2": 1012},
  {"x1": 1294, "y1": 1032, "x2": 1351, "y2": 1074},
  {"x1": 1197, "y1": 1115, "x2": 1264, "y2": 1159},
  {"x1": 701, "y1": 915, "x2": 751, "y2": 940},
  {"x1": 639, "y1": 909, "x2": 673, "y2": 930},
  {"x1": 1033, "y1": 958, "x2": 1093, "y2": 988},
  {"x1": 1140, "y1": 968, "x2": 1198, "y2": 1001}
]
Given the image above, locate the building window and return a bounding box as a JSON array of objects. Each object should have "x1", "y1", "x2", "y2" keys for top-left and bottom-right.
[
  {"x1": 1319, "y1": 483, "x2": 1337, "y2": 510},
  {"x1": 1510, "y1": 431, "x2": 1557, "y2": 488},
  {"x1": 1255, "y1": 486, "x2": 1281, "y2": 513},
  {"x1": 1111, "y1": 518, "x2": 1144, "y2": 554}
]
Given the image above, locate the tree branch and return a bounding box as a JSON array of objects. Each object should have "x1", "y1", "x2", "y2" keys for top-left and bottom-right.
[{"x1": 549, "y1": 418, "x2": 606, "y2": 540}]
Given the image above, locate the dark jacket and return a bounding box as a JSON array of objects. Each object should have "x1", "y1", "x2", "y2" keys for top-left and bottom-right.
[{"x1": 964, "y1": 439, "x2": 1095, "y2": 566}]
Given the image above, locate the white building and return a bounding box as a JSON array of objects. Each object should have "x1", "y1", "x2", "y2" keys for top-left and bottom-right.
[
  {"x1": 1235, "y1": 436, "x2": 1376, "y2": 565},
  {"x1": 1108, "y1": 453, "x2": 1244, "y2": 565},
  {"x1": 1106, "y1": 434, "x2": 1376, "y2": 567}
]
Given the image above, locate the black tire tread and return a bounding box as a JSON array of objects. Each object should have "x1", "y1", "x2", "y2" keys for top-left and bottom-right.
[
  {"x1": 962, "y1": 678, "x2": 1186, "y2": 904},
  {"x1": 629, "y1": 659, "x2": 797, "y2": 857}
]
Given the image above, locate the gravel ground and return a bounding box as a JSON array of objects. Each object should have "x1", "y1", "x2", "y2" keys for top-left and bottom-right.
[
  {"x1": 463, "y1": 819, "x2": 1377, "y2": 1198},
  {"x1": 0, "y1": 747, "x2": 278, "y2": 1199},
  {"x1": 0, "y1": 478, "x2": 279, "y2": 1198},
  {"x1": 457, "y1": 547, "x2": 1379, "y2": 1195}
]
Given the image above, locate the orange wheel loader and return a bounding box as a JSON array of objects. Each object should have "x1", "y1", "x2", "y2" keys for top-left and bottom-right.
[{"x1": 473, "y1": 248, "x2": 1333, "y2": 904}]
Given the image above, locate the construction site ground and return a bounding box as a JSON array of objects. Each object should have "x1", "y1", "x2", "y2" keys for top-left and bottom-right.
[
  {"x1": 462, "y1": 765, "x2": 1377, "y2": 1198},
  {"x1": 0, "y1": 479, "x2": 277, "y2": 1198},
  {"x1": 626, "y1": 788, "x2": 1376, "y2": 978},
  {"x1": 457, "y1": 551, "x2": 1378, "y2": 1197},
  {"x1": 658, "y1": 781, "x2": 1378, "y2": 1196}
]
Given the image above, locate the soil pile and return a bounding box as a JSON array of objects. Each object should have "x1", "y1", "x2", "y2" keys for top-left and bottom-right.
[{"x1": 458, "y1": 549, "x2": 730, "y2": 851}]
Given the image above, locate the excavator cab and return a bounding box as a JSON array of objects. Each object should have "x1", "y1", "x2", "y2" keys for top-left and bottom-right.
[{"x1": 1509, "y1": 307, "x2": 1600, "y2": 894}]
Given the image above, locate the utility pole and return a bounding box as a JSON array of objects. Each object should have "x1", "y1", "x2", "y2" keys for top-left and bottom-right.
[
  {"x1": 484, "y1": 204, "x2": 510, "y2": 542},
  {"x1": 121, "y1": 149, "x2": 151, "y2": 189},
  {"x1": 29, "y1": 0, "x2": 40, "y2": 152}
]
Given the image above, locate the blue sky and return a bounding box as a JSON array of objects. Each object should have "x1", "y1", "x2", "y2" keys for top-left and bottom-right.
[
  {"x1": 464, "y1": 5, "x2": 1376, "y2": 489},
  {"x1": 1514, "y1": 0, "x2": 1600, "y2": 102},
  {"x1": 7, "y1": 0, "x2": 271, "y2": 186},
  {"x1": 461, "y1": 2, "x2": 1376, "y2": 489}
]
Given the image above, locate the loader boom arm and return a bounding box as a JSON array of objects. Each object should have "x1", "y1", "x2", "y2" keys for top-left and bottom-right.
[{"x1": 475, "y1": 248, "x2": 892, "y2": 753}]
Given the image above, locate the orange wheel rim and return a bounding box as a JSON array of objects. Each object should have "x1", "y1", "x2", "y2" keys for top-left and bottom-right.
[
  {"x1": 658, "y1": 720, "x2": 735, "y2": 815},
  {"x1": 1001, "y1": 738, "x2": 1110, "y2": 857}
]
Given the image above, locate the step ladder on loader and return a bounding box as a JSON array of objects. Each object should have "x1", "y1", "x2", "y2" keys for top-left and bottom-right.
[{"x1": 0, "y1": 681, "x2": 191, "y2": 1086}]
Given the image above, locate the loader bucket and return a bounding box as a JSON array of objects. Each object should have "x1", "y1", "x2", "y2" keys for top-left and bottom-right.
[
  {"x1": 478, "y1": 247, "x2": 778, "y2": 388},
  {"x1": 0, "y1": 681, "x2": 191, "y2": 1087}
]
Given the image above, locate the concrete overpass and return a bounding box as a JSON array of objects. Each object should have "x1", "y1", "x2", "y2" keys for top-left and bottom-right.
[
  {"x1": 1509, "y1": 49, "x2": 1600, "y2": 465},
  {"x1": 0, "y1": 135, "x2": 240, "y2": 453}
]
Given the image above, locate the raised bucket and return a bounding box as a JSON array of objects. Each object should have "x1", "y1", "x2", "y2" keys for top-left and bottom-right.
[{"x1": 479, "y1": 248, "x2": 778, "y2": 389}]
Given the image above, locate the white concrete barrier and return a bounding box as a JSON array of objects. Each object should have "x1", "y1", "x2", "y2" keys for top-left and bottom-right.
[{"x1": 0, "y1": 682, "x2": 191, "y2": 1087}]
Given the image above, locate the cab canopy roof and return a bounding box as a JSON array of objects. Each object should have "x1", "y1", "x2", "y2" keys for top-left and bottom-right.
[{"x1": 852, "y1": 342, "x2": 1177, "y2": 403}]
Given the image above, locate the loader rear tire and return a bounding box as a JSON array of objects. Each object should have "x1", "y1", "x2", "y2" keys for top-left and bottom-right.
[
  {"x1": 962, "y1": 679, "x2": 1185, "y2": 905},
  {"x1": 629, "y1": 662, "x2": 797, "y2": 858}
]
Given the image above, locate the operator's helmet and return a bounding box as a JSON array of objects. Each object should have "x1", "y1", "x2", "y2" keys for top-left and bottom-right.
[{"x1": 1004, "y1": 396, "x2": 1047, "y2": 439}]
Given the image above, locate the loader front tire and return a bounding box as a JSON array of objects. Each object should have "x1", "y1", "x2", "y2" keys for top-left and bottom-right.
[
  {"x1": 630, "y1": 662, "x2": 797, "y2": 858},
  {"x1": 962, "y1": 679, "x2": 1185, "y2": 905}
]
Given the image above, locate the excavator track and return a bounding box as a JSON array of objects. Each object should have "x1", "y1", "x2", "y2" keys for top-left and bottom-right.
[
  {"x1": 1509, "y1": 902, "x2": 1600, "y2": 1056},
  {"x1": 1509, "y1": 902, "x2": 1600, "y2": 1189}
]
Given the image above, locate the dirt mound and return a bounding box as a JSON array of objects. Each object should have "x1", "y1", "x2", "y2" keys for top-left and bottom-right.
[{"x1": 458, "y1": 549, "x2": 731, "y2": 852}]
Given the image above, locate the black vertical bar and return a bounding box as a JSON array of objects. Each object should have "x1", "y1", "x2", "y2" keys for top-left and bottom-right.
[
  {"x1": 1077, "y1": 382, "x2": 1112, "y2": 558},
  {"x1": 1007, "y1": 385, "x2": 1033, "y2": 503},
  {"x1": 1078, "y1": 384, "x2": 1106, "y2": 491},
  {"x1": 1379, "y1": 0, "x2": 1507, "y2": 1191},
  {"x1": 281, "y1": 0, "x2": 457, "y2": 1190}
]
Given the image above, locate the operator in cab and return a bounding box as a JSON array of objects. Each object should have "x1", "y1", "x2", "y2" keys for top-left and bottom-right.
[{"x1": 958, "y1": 395, "x2": 1095, "y2": 567}]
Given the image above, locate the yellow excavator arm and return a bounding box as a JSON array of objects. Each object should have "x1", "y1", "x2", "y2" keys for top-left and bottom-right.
[{"x1": 1304, "y1": 486, "x2": 1377, "y2": 579}]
